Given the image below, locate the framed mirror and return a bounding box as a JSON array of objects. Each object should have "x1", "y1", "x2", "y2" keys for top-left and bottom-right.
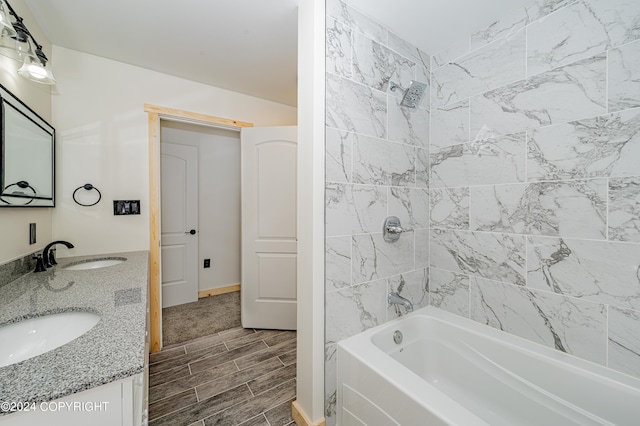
[{"x1": 0, "y1": 84, "x2": 55, "y2": 207}]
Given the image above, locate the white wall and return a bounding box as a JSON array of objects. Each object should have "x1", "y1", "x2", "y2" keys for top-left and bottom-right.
[
  {"x1": 51, "y1": 46, "x2": 297, "y2": 258},
  {"x1": 296, "y1": 0, "x2": 326, "y2": 423},
  {"x1": 0, "y1": 0, "x2": 53, "y2": 264},
  {"x1": 161, "y1": 121, "x2": 241, "y2": 291}
]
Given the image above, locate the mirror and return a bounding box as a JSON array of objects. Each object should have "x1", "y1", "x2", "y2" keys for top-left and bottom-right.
[{"x1": 0, "y1": 84, "x2": 55, "y2": 207}]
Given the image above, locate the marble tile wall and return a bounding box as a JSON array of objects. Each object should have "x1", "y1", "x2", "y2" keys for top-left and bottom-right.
[
  {"x1": 430, "y1": 0, "x2": 640, "y2": 381},
  {"x1": 325, "y1": 0, "x2": 430, "y2": 423},
  {"x1": 324, "y1": 0, "x2": 640, "y2": 423}
]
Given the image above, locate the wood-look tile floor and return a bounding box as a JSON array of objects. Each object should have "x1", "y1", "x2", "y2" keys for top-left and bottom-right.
[{"x1": 149, "y1": 327, "x2": 296, "y2": 426}]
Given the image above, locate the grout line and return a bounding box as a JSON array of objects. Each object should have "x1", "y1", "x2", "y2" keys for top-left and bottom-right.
[
  {"x1": 525, "y1": 22, "x2": 528, "y2": 79},
  {"x1": 432, "y1": 262, "x2": 610, "y2": 308},
  {"x1": 524, "y1": 226, "x2": 529, "y2": 291},
  {"x1": 148, "y1": 394, "x2": 201, "y2": 424},
  {"x1": 467, "y1": 267, "x2": 472, "y2": 319},
  {"x1": 149, "y1": 345, "x2": 189, "y2": 365},
  {"x1": 148, "y1": 370, "x2": 188, "y2": 391},
  {"x1": 349, "y1": 215, "x2": 354, "y2": 287},
  {"x1": 349, "y1": 131, "x2": 354, "y2": 184},
  {"x1": 150, "y1": 326, "x2": 297, "y2": 425},
  {"x1": 264, "y1": 412, "x2": 273, "y2": 426},
  {"x1": 524, "y1": 130, "x2": 529, "y2": 184},
  {"x1": 605, "y1": 304, "x2": 610, "y2": 368},
  {"x1": 432, "y1": 225, "x2": 637, "y2": 245},
  {"x1": 606, "y1": 48, "x2": 609, "y2": 114},
  {"x1": 349, "y1": 23, "x2": 354, "y2": 78},
  {"x1": 606, "y1": 177, "x2": 610, "y2": 241}
]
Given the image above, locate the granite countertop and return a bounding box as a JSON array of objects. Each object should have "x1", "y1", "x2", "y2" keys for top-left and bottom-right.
[{"x1": 0, "y1": 251, "x2": 148, "y2": 412}]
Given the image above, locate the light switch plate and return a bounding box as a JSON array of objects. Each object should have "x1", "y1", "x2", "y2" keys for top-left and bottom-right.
[{"x1": 113, "y1": 200, "x2": 141, "y2": 215}]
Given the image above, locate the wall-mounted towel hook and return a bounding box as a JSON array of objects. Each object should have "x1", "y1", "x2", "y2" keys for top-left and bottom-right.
[{"x1": 73, "y1": 183, "x2": 101, "y2": 207}]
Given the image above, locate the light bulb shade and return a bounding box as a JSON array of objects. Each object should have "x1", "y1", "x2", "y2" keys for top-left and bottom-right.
[
  {"x1": 0, "y1": 1, "x2": 16, "y2": 39},
  {"x1": 18, "y1": 58, "x2": 56, "y2": 84},
  {"x1": 0, "y1": 29, "x2": 37, "y2": 63}
]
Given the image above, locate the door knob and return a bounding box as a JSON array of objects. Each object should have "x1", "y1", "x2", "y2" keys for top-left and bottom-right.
[{"x1": 186, "y1": 229, "x2": 196, "y2": 235}]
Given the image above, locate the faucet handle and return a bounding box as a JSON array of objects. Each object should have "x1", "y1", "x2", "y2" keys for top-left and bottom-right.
[
  {"x1": 32, "y1": 254, "x2": 46, "y2": 273},
  {"x1": 383, "y1": 216, "x2": 412, "y2": 242},
  {"x1": 48, "y1": 248, "x2": 57, "y2": 266}
]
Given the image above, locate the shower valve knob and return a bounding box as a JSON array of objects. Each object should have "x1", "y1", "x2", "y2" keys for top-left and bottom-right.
[{"x1": 383, "y1": 216, "x2": 412, "y2": 242}]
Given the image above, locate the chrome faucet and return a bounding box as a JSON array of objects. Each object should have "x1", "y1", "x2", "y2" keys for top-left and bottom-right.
[
  {"x1": 41, "y1": 240, "x2": 74, "y2": 269},
  {"x1": 389, "y1": 292, "x2": 413, "y2": 314}
]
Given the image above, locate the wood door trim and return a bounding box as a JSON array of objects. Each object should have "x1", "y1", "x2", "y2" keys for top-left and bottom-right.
[
  {"x1": 144, "y1": 104, "x2": 254, "y2": 129},
  {"x1": 146, "y1": 104, "x2": 253, "y2": 353},
  {"x1": 148, "y1": 111, "x2": 161, "y2": 354}
]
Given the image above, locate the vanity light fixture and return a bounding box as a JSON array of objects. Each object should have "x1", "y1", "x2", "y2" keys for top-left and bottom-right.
[
  {"x1": 0, "y1": 0, "x2": 55, "y2": 84},
  {"x1": 0, "y1": 1, "x2": 16, "y2": 39}
]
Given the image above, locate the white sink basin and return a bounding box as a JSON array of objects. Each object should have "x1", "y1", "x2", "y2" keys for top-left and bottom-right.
[
  {"x1": 63, "y1": 257, "x2": 126, "y2": 271},
  {"x1": 0, "y1": 311, "x2": 101, "y2": 367}
]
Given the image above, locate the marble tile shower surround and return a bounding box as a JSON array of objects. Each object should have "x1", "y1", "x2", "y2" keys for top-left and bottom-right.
[
  {"x1": 427, "y1": 0, "x2": 640, "y2": 389},
  {"x1": 431, "y1": 0, "x2": 635, "y2": 69},
  {"x1": 527, "y1": 109, "x2": 640, "y2": 181},
  {"x1": 432, "y1": 28, "x2": 526, "y2": 108},
  {"x1": 325, "y1": 0, "x2": 640, "y2": 424},
  {"x1": 430, "y1": 132, "x2": 527, "y2": 188},
  {"x1": 527, "y1": 236, "x2": 640, "y2": 310},
  {"x1": 324, "y1": 0, "x2": 431, "y2": 423},
  {"x1": 468, "y1": 180, "x2": 608, "y2": 239},
  {"x1": 469, "y1": 276, "x2": 608, "y2": 365},
  {"x1": 470, "y1": 53, "x2": 607, "y2": 138},
  {"x1": 609, "y1": 177, "x2": 640, "y2": 242}
]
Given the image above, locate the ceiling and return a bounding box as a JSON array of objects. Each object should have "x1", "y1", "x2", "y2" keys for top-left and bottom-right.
[
  {"x1": 24, "y1": 0, "x2": 532, "y2": 108},
  {"x1": 24, "y1": 0, "x2": 300, "y2": 106}
]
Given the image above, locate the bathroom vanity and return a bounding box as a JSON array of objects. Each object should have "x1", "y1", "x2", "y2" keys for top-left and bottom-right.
[{"x1": 0, "y1": 251, "x2": 149, "y2": 426}]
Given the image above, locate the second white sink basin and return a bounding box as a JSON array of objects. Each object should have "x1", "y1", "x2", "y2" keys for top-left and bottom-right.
[
  {"x1": 63, "y1": 257, "x2": 126, "y2": 271},
  {"x1": 0, "y1": 311, "x2": 101, "y2": 367}
]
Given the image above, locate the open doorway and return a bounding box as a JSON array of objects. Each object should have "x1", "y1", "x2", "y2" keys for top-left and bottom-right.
[
  {"x1": 147, "y1": 105, "x2": 298, "y2": 352},
  {"x1": 146, "y1": 106, "x2": 301, "y2": 425},
  {"x1": 146, "y1": 104, "x2": 254, "y2": 353},
  {"x1": 160, "y1": 120, "x2": 244, "y2": 345}
]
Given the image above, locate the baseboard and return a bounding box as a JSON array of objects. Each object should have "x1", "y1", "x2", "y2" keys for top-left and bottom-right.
[
  {"x1": 291, "y1": 400, "x2": 325, "y2": 426},
  {"x1": 198, "y1": 283, "x2": 240, "y2": 298}
]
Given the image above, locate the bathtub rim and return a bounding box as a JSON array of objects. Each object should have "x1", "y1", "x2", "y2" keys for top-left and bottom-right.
[
  {"x1": 336, "y1": 305, "x2": 640, "y2": 425},
  {"x1": 342, "y1": 306, "x2": 640, "y2": 389}
]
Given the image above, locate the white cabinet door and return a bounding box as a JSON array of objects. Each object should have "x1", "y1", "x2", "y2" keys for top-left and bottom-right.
[
  {"x1": 0, "y1": 377, "x2": 127, "y2": 426},
  {"x1": 241, "y1": 126, "x2": 297, "y2": 330},
  {"x1": 161, "y1": 143, "x2": 199, "y2": 308}
]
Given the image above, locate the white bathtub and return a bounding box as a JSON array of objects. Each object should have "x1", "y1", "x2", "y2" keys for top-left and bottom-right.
[{"x1": 336, "y1": 306, "x2": 640, "y2": 426}]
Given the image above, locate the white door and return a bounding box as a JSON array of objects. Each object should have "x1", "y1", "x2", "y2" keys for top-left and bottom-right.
[
  {"x1": 161, "y1": 143, "x2": 198, "y2": 308},
  {"x1": 241, "y1": 126, "x2": 297, "y2": 330}
]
